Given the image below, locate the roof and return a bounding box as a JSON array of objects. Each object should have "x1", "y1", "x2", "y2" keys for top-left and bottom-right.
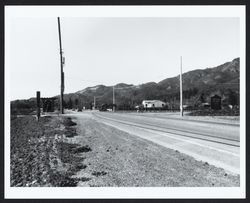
[
  {"x1": 142, "y1": 100, "x2": 165, "y2": 103},
  {"x1": 211, "y1": 95, "x2": 221, "y2": 98},
  {"x1": 41, "y1": 97, "x2": 57, "y2": 100}
]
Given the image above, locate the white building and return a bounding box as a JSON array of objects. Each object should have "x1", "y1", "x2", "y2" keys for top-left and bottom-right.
[{"x1": 142, "y1": 100, "x2": 166, "y2": 108}]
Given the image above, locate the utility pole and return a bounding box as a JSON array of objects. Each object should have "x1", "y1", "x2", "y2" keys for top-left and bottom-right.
[
  {"x1": 180, "y1": 56, "x2": 183, "y2": 117},
  {"x1": 93, "y1": 96, "x2": 102, "y2": 110},
  {"x1": 57, "y1": 17, "x2": 64, "y2": 114},
  {"x1": 113, "y1": 86, "x2": 115, "y2": 112}
]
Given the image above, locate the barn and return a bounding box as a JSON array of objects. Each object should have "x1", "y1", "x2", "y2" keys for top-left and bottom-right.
[
  {"x1": 41, "y1": 97, "x2": 57, "y2": 112},
  {"x1": 142, "y1": 100, "x2": 166, "y2": 109}
]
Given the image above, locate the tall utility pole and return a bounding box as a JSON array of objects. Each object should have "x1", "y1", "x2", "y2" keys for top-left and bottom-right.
[
  {"x1": 113, "y1": 86, "x2": 115, "y2": 112},
  {"x1": 180, "y1": 56, "x2": 183, "y2": 117},
  {"x1": 93, "y1": 96, "x2": 102, "y2": 110},
  {"x1": 57, "y1": 17, "x2": 64, "y2": 114}
]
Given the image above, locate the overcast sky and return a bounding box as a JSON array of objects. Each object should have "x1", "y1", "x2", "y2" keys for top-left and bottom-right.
[{"x1": 9, "y1": 17, "x2": 239, "y2": 100}]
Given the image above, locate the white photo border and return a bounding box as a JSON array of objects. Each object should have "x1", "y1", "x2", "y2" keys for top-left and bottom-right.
[{"x1": 4, "y1": 5, "x2": 246, "y2": 199}]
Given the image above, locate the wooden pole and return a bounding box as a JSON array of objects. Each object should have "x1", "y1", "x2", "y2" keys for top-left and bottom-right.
[
  {"x1": 57, "y1": 17, "x2": 64, "y2": 114},
  {"x1": 36, "y1": 91, "x2": 41, "y2": 121},
  {"x1": 113, "y1": 86, "x2": 115, "y2": 112},
  {"x1": 180, "y1": 56, "x2": 183, "y2": 117}
]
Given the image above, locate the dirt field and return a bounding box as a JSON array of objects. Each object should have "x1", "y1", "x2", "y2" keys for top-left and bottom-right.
[
  {"x1": 11, "y1": 115, "x2": 88, "y2": 186},
  {"x1": 10, "y1": 114, "x2": 240, "y2": 187}
]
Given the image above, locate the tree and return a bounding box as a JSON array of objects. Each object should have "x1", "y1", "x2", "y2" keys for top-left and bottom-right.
[
  {"x1": 68, "y1": 98, "x2": 73, "y2": 109},
  {"x1": 228, "y1": 89, "x2": 238, "y2": 106},
  {"x1": 74, "y1": 98, "x2": 79, "y2": 108},
  {"x1": 200, "y1": 93, "x2": 205, "y2": 103}
]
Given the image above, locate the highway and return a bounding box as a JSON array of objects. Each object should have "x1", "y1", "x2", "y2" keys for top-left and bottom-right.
[{"x1": 91, "y1": 111, "x2": 240, "y2": 174}]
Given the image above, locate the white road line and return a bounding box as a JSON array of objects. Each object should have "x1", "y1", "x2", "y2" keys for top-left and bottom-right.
[
  {"x1": 144, "y1": 128, "x2": 239, "y2": 157},
  {"x1": 93, "y1": 113, "x2": 240, "y2": 174},
  {"x1": 94, "y1": 113, "x2": 239, "y2": 146},
  {"x1": 95, "y1": 114, "x2": 238, "y2": 156}
]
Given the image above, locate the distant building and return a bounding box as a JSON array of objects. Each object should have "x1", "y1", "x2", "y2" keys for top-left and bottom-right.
[
  {"x1": 211, "y1": 95, "x2": 221, "y2": 110},
  {"x1": 41, "y1": 97, "x2": 56, "y2": 112},
  {"x1": 142, "y1": 100, "x2": 166, "y2": 109}
]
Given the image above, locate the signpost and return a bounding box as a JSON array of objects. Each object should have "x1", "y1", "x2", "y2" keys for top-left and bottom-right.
[
  {"x1": 36, "y1": 91, "x2": 41, "y2": 121},
  {"x1": 113, "y1": 86, "x2": 115, "y2": 112}
]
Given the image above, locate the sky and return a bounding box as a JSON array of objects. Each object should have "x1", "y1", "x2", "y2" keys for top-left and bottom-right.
[{"x1": 8, "y1": 17, "x2": 240, "y2": 100}]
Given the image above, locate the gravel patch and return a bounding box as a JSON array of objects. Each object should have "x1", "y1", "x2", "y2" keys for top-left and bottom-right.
[{"x1": 70, "y1": 114, "x2": 240, "y2": 187}]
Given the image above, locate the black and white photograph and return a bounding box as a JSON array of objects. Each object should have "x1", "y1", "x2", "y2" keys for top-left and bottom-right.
[{"x1": 4, "y1": 5, "x2": 246, "y2": 199}]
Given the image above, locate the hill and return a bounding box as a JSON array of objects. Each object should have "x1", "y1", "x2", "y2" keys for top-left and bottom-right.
[
  {"x1": 11, "y1": 58, "x2": 240, "y2": 111},
  {"x1": 62, "y1": 58, "x2": 239, "y2": 110}
]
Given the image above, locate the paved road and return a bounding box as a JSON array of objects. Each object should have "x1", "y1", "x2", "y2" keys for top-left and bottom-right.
[
  {"x1": 91, "y1": 111, "x2": 240, "y2": 174},
  {"x1": 61, "y1": 111, "x2": 240, "y2": 187}
]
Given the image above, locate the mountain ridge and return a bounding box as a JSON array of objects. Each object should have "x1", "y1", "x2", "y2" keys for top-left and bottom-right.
[
  {"x1": 11, "y1": 58, "x2": 240, "y2": 111},
  {"x1": 61, "y1": 57, "x2": 239, "y2": 110}
]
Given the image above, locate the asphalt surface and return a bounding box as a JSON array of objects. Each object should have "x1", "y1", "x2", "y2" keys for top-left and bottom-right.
[
  {"x1": 90, "y1": 111, "x2": 240, "y2": 174},
  {"x1": 64, "y1": 111, "x2": 239, "y2": 186}
]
